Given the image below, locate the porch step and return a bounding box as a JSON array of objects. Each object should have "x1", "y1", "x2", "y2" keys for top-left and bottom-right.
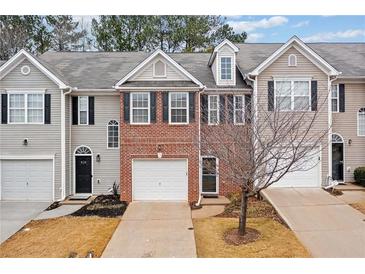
[
  {"x1": 335, "y1": 183, "x2": 365, "y2": 191},
  {"x1": 200, "y1": 195, "x2": 230, "y2": 206},
  {"x1": 60, "y1": 195, "x2": 95, "y2": 205}
]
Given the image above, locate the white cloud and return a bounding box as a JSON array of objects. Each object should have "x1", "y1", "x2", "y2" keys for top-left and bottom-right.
[
  {"x1": 246, "y1": 33, "x2": 265, "y2": 42},
  {"x1": 303, "y1": 29, "x2": 365, "y2": 42},
  {"x1": 227, "y1": 16, "x2": 288, "y2": 33},
  {"x1": 292, "y1": 20, "x2": 309, "y2": 28}
]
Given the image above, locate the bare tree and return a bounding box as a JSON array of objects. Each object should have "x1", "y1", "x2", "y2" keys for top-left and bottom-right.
[{"x1": 200, "y1": 79, "x2": 331, "y2": 236}]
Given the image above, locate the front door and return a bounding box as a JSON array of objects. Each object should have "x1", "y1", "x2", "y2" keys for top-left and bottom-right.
[
  {"x1": 332, "y1": 143, "x2": 344, "y2": 181},
  {"x1": 202, "y1": 157, "x2": 218, "y2": 195},
  {"x1": 75, "y1": 156, "x2": 92, "y2": 193}
]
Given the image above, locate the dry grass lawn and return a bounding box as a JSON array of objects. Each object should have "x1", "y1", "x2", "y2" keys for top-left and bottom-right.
[
  {"x1": 350, "y1": 201, "x2": 365, "y2": 214},
  {"x1": 0, "y1": 216, "x2": 120, "y2": 258},
  {"x1": 193, "y1": 217, "x2": 310, "y2": 258}
]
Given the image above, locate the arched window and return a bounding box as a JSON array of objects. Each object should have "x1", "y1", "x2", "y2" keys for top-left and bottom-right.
[
  {"x1": 288, "y1": 54, "x2": 297, "y2": 67},
  {"x1": 153, "y1": 60, "x2": 166, "y2": 77},
  {"x1": 332, "y1": 133, "x2": 343, "y2": 143},
  {"x1": 75, "y1": 145, "x2": 92, "y2": 155},
  {"x1": 358, "y1": 108, "x2": 365, "y2": 136},
  {"x1": 107, "y1": 120, "x2": 119, "y2": 148}
]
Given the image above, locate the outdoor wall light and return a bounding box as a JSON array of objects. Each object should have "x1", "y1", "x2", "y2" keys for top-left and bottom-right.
[
  {"x1": 348, "y1": 139, "x2": 352, "y2": 145},
  {"x1": 157, "y1": 144, "x2": 163, "y2": 159},
  {"x1": 23, "y1": 138, "x2": 28, "y2": 146},
  {"x1": 96, "y1": 154, "x2": 101, "y2": 162}
]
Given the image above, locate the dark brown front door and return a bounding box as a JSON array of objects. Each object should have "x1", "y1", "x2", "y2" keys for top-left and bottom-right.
[{"x1": 332, "y1": 143, "x2": 344, "y2": 181}]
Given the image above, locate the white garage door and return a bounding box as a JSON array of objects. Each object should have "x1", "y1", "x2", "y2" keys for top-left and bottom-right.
[
  {"x1": 1, "y1": 159, "x2": 53, "y2": 201},
  {"x1": 271, "y1": 148, "x2": 321, "y2": 188},
  {"x1": 133, "y1": 159, "x2": 188, "y2": 201}
]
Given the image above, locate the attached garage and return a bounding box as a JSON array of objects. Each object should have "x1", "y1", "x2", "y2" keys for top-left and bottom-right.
[
  {"x1": 1, "y1": 159, "x2": 53, "y2": 201},
  {"x1": 132, "y1": 159, "x2": 188, "y2": 201}
]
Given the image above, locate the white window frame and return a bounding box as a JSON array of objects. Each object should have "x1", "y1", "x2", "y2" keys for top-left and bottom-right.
[
  {"x1": 152, "y1": 60, "x2": 167, "y2": 78},
  {"x1": 288, "y1": 54, "x2": 297, "y2": 67},
  {"x1": 234, "y1": 95, "x2": 245, "y2": 125},
  {"x1": 220, "y1": 56, "x2": 232, "y2": 81},
  {"x1": 7, "y1": 90, "x2": 45, "y2": 124},
  {"x1": 274, "y1": 79, "x2": 311, "y2": 112},
  {"x1": 130, "y1": 92, "x2": 150, "y2": 125},
  {"x1": 169, "y1": 92, "x2": 189, "y2": 125},
  {"x1": 78, "y1": 96, "x2": 89, "y2": 125},
  {"x1": 358, "y1": 108, "x2": 365, "y2": 137},
  {"x1": 331, "y1": 84, "x2": 339, "y2": 112},
  {"x1": 107, "y1": 120, "x2": 119, "y2": 149},
  {"x1": 201, "y1": 156, "x2": 219, "y2": 195},
  {"x1": 208, "y1": 95, "x2": 220, "y2": 125}
]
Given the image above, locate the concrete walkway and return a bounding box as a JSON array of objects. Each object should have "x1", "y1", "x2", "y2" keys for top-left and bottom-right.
[
  {"x1": 262, "y1": 188, "x2": 365, "y2": 258},
  {"x1": 102, "y1": 202, "x2": 196, "y2": 258},
  {"x1": 34, "y1": 205, "x2": 83, "y2": 220}
]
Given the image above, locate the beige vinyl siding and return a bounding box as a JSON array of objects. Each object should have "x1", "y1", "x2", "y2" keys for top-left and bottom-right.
[
  {"x1": 0, "y1": 59, "x2": 62, "y2": 200},
  {"x1": 70, "y1": 94, "x2": 120, "y2": 195},
  {"x1": 216, "y1": 44, "x2": 235, "y2": 86},
  {"x1": 256, "y1": 47, "x2": 330, "y2": 185},
  {"x1": 332, "y1": 82, "x2": 365, "y2": 182},
  {"x1": 130, "y1": 56, "x2": 190, "y2": 81}
]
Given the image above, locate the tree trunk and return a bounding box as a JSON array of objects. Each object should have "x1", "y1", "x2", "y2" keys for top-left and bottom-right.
[{"x1": 238, "y1": 189, "x2": 249, "y2": 236}]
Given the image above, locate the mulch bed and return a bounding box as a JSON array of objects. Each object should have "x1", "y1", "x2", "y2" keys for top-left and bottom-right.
[
  {"x1": 45, "y1": 201, "x2": 61, "y2": 211},
  {"x1": 325, "y1": 188, "x2": 343, "y2": 196},
  {"x1": 71, "y1": 195, "x2": 127, "y2": 218},
  {"x1": 224, "y1": 227, "x2": 261, "y2": 245}
]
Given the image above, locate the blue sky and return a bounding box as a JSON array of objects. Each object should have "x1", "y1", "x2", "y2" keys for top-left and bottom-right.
[{"x1": 225, "y1": 16, "x2": 365, "y2": 42}]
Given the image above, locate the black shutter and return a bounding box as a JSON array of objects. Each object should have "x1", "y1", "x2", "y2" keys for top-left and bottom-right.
[
  {"x1": 44, "y1": 94, "x2": 51, "y2": 124},
  {"x1": 123, "y1": 93, "x2": 130, "y2": 123},
  {"x1": 219, "y1": 95, "x2": 225, "y2": 123},
  {"x1": 162, "y1": 92, "x2": 169, "y2": 122},
  {"x1": 245, "y1": 94, "x2": 252, "y2": 123},
  {"x1": 268, "y1": 81, "x2": 274, "y2": 111},
  {"x1": 150, "y1": 92, "x2": 156, "y2": 122},
  {"x1": 1, "y1": 94, "x2": 8, "y2": 124},
  {"x1": 189, "y1": 93, "x2": 195, "y2": 122},
  {"x1": 339, "y1": 84, "x2": 345, "y2": 112},
  {"x1": 72, "y1": 96, "x2": 78, "y2": 125},
  {"x1": 311, "y1": 81, "x2": 318, "y2": 111},
  {"x1": 88, "y1": 96, "x2": 94, "y2": 125},
  {"x1": 201, "y1": 94, "x2": 208, "y2": 123},
  {"x1": 227, "y1": 95, "x2": 234, "y2": 123}
]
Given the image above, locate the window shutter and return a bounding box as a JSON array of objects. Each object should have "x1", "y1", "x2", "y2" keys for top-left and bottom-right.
[
  {"x1": 201, "y1": 94, "x2": 208, "y2": 123},
  {"x1": 268, "y1": 81, "x2": 274, "y2": 111},
  {"x1": 150, "y1": 92, "x2": 156, "y2": 122},
  {"x1": 189, "y1": 93, "x2": 195, "y2": 122},
  {"x1": 219, "y1": 95, "x2": 225, "y2": 123},
  {"x1": 1, "y1": 94, "x2": 8, "y2": 124},
  {"x1": 123, "y1": 93, "x2": 130, "y2": 123},
  {"x1": 339, "y1": 84, "x2": 345, "y2": 112},
  {"x1": 227, "y1": 95, "x2": 234, "y2": 123},
  {"x1": 162, "y1": 92, "x2": 169, "y2": 122},
  {"x1": 72, "y1": 96, "x2": 78, "y2": 125},
  {"x1": 245, "y1": 94, "x2": 252, "y2": 123},
  {"x1": 88, "y1": 96, "x2": 95, "y2": 125},
  {"x1": 311, "y1": 81, "x2": 318, "y2": 111},
  {"x1": 44, "y1": 94, "x2": 51, "y2": 124}
]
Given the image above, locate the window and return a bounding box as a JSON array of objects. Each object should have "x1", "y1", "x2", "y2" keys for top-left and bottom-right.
[
  {"x1": 275, "y1": 80, "x2": 310, "y2": 111},
  {"x1": 107, "y1": 120, "x2": 119, "y2": 148},
  {"x1": 331, "y1": 85, "x2": 339, "y2": 112},
  {"x1": 78, "y1": 96, "x2": 88, "y2": 125},
  {"x1": 234, "y1": 95, "x2": 245, "y2": 125},
  {"x1": 169, "y1": 92, "x2": 188, "y2": 124},
  {"x1": 358, "y1": 108, "x2": 365, "y2": 136},
  {"x1": 220, "y1": 57, "x2": 232, "y2": 80},
  {"x1": 8, "y1": 92, "x2": 44, "y2": 124},
  {"x1": 131, "y1": 92, "x2": 150, "y2": 124},
  {"x1": 153, "y1": 60, "x2": 166, "y2": 77},
  {"x1": 288, "y1": 54, "x2": 297, "y2": 67},
  {"x1": 208, "y1": 95, "x2": 219, "y2": 125},
  {"x1": 202, "y1": 157, "x2": 218, "y2": 193}
]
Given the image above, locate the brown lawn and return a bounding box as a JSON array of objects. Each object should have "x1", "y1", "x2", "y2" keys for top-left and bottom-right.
[
  {"x1": 193, "y1": 217, "x2": 310, "y2": 258},
  {"x1": 0, "y1": 216, "x2": 120, "y2": 258},
  {"x1": 350, "y1": 201, "x2": 365, "y2": 215}
]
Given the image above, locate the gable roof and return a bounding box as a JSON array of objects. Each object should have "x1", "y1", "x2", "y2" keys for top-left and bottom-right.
[
  {"x1": 115, "y1": 49, "x2": 204, "y2": 88},
  {"x1": 0, "y1": 49, "x2": 68, "y2": 88},
  {"x1": 208, "y1": 39, "x2": 239, "y2": 66}
]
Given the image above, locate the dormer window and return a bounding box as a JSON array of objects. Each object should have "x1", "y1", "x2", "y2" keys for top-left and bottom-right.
[
  {"x1": 288, "y1": 54, "x2": 297, "y2": 67},
  {"x1": 220, "y1": 57, "x2": 232, "y2": 80},
  {"x1": 153, "y1": 60, "x2": 166, "y2": 78}
]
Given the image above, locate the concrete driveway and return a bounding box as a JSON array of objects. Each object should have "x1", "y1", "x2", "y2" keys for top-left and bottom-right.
[
  {"x1": 0, "y1": 201, "x2": 51, "y2": 244},
  {"x1": 262, "y1": 188, "x2": 365, "y2": 258},
  {"x1": 102, "y1": 202, "x2": 196, "y2": 258}
]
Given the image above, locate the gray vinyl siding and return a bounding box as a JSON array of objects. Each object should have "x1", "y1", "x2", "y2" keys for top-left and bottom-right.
[
  {"x1": 65, "y1": 95, "x2": 71, "y2": 196},
  {"x1": 70, "y1": 94, "x2": 120, "y2": 195},
  {"x1": 216, "y1": 44, "x2": 235, "y2": 86},
  {"x1": 0, "y1": 60, "x2": 62, "y2": 200},
  {"x1": 257, "y1": 47, "x2": 329, "y2": 185},
  {"x1": 332, "y1": 82, "x2": 365, "y2": 182}
]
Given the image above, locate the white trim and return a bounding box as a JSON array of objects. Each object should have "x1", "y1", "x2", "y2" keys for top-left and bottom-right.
[
  {"x1": 0, "y1": 49, "x2": 67, "y2": 88},
  {"x1": 115, "y1": 49, "x2": 203, "y2": 88},
  {"x1": 201, "y1": 156, "x2": 219, "y2": 195},
  {"x1": 331, "y1": 84, "x2": 339, "y2": 113},
  {"x1": 233, "y1": 94, "x2": 245, "y2": 125},
  {"x1": 107, "y1": 119, "x2": 120, "y2": 149},
  {"x1": 208, "y1": 39, "x2": 239, "y2": 66},
  {"x1": 357, "y1": 107, "x2": 365, "y2": 137},
  {"x1": 331, "y1": 133, "x2": 345, "y2": 182},
  {"x1": 130, "y1": 92, "x2": 150, "y2": 125},
  {"x1": 219, "y1": 56, "x2": 233, "y2": 81},
  {"x1": 288, "y1": 54, "x2": 297, "y2": 67},
  {"x1": 73, "y1": 145, "x2": 93, "y2": 195},
  {"x1": 216, "y1": 53, "x2": 236, "y2": 86},
  {"x1": 20, "y1": 65, "x2": 31, "y2": 75},
  {"x1": 152, "y1": 59, "x2": 167, "y2": 78},
  {"x1": 208, "y1": 95, "x2": 220, "y2": 125},
  {"x1": 78, "y1": 96, "x2": 89, "y2": 125},
  {"x1": 168, "y1": 92, "x2": 189, "y2": 125},
  {"x1": 250, "y1": 36, "x2": 340, "y2": 76}
]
